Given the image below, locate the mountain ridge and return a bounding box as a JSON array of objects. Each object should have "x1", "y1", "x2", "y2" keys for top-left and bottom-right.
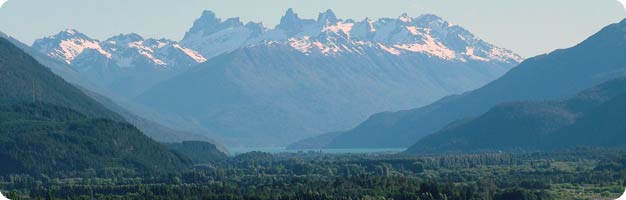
[
  {"x1": 180, "y1": 9, "x2": 522, "y2": 64},
  {"x1": 292, "y1": 18, "x2": 626, "y2": 149},
  {"x1": 32, "y1": 29, "x2": 207, "y2": 97},
  {"x1": 405, "y1": 76, "x2": 626, "y2": 154}
]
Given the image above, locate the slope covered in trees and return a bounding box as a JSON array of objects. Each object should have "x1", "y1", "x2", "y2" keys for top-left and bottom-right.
[
  {"x1": 0, "y1": 102, "x2": 192, "y2": 175},
  {"x1": 166, "y1": 141, "x2": 228, "y2": 164},
  {"x1": 0, "y1": 38, "x2": 191, "y2": 174}
]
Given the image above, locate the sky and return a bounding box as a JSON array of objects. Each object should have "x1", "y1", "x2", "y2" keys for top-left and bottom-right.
[{"x1": 0, "y1": 0, "x2": 624, "y2": 57}]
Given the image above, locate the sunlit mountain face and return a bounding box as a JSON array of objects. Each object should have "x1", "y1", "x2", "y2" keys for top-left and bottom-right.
[
  {"x1": 180, "y1": 9, "x2": 522, "y2": 64},
  {"x1": 134, "y1": 9, "x2": 521, "y2": 147}
]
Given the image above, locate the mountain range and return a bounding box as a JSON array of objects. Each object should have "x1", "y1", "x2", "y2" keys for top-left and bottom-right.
[
  {"x1": 32, "y1": 29, "x2": 206, "y2": 98},
  {"x1": 180, "y1": 9, "x2": 522, "y2": 64},
  {"x1": 291, "y1": 18, "x2": 626, "y2": 149},
  {"x1": 133, "y1": 9, "x2": 522, "y2": 147},
  {"x1": 407, "y1": 76, "x2": 626, "y2": 154}
]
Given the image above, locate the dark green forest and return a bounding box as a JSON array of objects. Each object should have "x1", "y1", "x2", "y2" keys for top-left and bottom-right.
[
  {"x1": 165, "y1": 141, "x2": 228, "y2": 164},
  {"x1": 2, "y1": 148, "x2": 626, "y2": 199},
  {"x1": 0, "y1": 102, "x2": 192, "y2": 175}
]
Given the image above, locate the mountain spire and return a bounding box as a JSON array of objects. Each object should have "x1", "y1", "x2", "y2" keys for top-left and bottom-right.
[
  {"x1": 317, "y1": 9, "x2": 338, "y2": 24},
  {"x1": 277, "y1": 8, "x2": 301, "y2": 28},
  {"x1": 183, "y1": 10, "x2": 222, "y2": 39},
  {"x1": 277, "y1": 8, "x2": 307, "y2": 35}
]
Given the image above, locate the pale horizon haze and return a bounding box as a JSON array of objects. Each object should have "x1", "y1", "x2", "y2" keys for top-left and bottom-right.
[{"x1": 0, "y1": 0, "x2": 624, "y2": 57}]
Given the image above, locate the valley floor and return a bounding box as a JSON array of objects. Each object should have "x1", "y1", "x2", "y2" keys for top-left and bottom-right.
[{"x1": 2, "y1": 148, "x2": 626, "y2": 200}]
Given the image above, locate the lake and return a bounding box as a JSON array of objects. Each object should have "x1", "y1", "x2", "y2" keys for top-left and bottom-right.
[{"x1": 229, "y1": 147, "x2": 406, "y2": 155}]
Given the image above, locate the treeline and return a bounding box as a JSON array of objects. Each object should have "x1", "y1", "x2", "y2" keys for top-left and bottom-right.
[
  {"x1": 0, "y1": 102, "x2": 191, "y2": 176},
  {"x1": 0, "y1": 173, "x2": 550, "y2": 200},
  {"x1": 3, "y1": 149, "x2": 626, "y2": 199}
]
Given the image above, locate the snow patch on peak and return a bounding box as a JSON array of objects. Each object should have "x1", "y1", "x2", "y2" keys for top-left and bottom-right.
[
  {"x1": 174, "y1": 44, "x2": 207, "y2": 63},
  {"x1": 289, "y1": 36, "x2": 313, "y2": 54},
  {"x1": 322, "y1": 22, "x2": 354, "y2": 37},
  {"x1": 33, "y1": 29, "x2": 111, "y2": 64},
  {"x1": 489, "y1": 47, "x2": 524, "y2": 63},
  {"x1": 465, "y1": 47, "x2": 490, "y2": 62},
  {"x1": 288, "y1": 36, "x2": 363, "y2": 56},
  {"x1": 58, "y1": 38, "x2": 111, "y2": 64},
  {"x1": 378, "y1": 43, "x2": 401, "y2": 55},
  {"x1": 367, "y1": 19, "x2": 377, "y2": 32},
  {"x1": 113, "y1": 38, "x2": 206, "y2": 67},
  {"x1": 405, "y1": 26, "x2": 420, "y2": 35},
  {"x1": 313, "y1": 40, "x2": 341, "y2": 55},
  {"x1": 399, "y1": 13, "x2": 412, "y2": 23},
  {"x1": 393, "y1": 31, "x2": 456, "y2": 60}
]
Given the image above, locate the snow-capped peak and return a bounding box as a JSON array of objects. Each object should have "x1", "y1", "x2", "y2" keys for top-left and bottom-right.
[
  {"x1": 32, "y1": 29, "x2": 111, "y2": 64},
  {"x1": 179, "y1": 10, "x2": 522, "y2": 64},
  {"x1": 275, "y1": 11, "x2": 521, "y2": 62},
  {"x1": 181, "y1": 10, "x2": 268, "y2": 59},
  {"x1": 34, "y1": 30, "x2": 206, "y2": 70},
  {"x1": 99, "y1": 34, "x2": 206, "y2": 68}
]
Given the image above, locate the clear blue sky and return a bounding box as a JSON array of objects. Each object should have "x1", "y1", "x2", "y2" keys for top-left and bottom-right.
[{"x1": 0, "y1": 0, "x2": 624, "y2": 57}]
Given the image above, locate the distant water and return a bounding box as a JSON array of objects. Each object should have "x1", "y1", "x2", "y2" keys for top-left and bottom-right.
[{"x1": 230, "y1": 147, "x2": 406, "y2": 155}]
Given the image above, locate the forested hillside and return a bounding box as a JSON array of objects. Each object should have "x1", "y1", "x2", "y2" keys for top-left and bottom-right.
[{"x1": 0, "y1": 38, "x2": 192, "y2": 175}]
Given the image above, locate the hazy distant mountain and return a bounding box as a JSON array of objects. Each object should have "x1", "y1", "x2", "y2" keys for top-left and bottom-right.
[
  {"x1": 83, "y1": 89, "x2": 221, "y2": 145},
  {"x1": 307, "y1": 18, "x2": 626, "y2": 149},
  {"x1": 286, "y1": 132, "x2": 342, "y2": 150},
  {"x1": 138, "y1": 9, "x2": 521, "y2": 147},
  {"x1": 406, "y1": 77, "x2": 626, "y2": 154},
  {"x1": 0, "y1": 37, "x2": 191, "y2": 175},
  {"x1": 32, "y1": 29, "x2": 206, "y2": 97}
]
